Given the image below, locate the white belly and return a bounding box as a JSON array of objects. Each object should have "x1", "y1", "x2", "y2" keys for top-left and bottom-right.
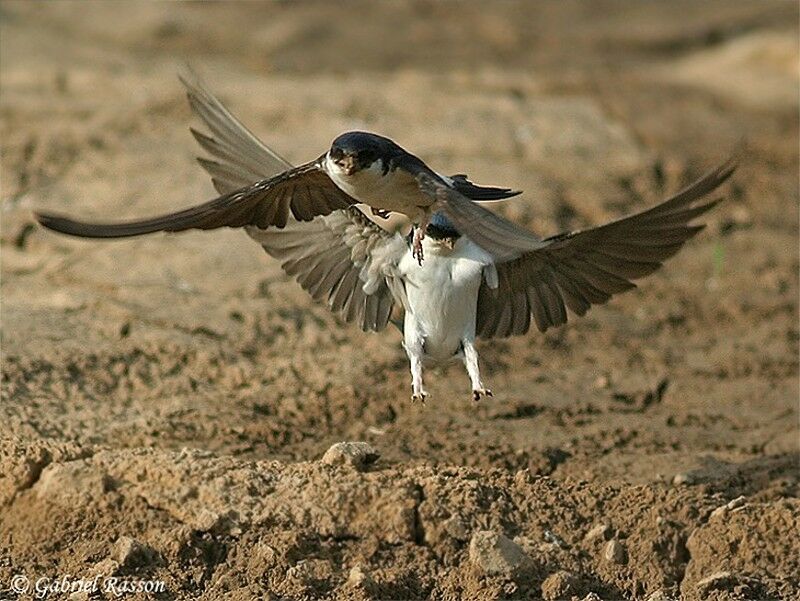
[
  {"x1": 400, "y1": 238, "x2": 489, "y2": 361},
  {"x1": 326, "y1": 156, "x2": 430, "y2": 220}
]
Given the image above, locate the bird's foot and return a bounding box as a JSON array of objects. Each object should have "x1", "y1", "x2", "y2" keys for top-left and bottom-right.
[
  {"x1": 472, "y1": 388, "x2": 493, "y2": 402},
  {"x1": 412, "y1": 236, "x2": 425, "y2": 265},
  {"x1": 371, "y1": 207, "x2": 391, "y2": 220},
  {"x1": 411, "y1": 390, "x2": 428, "y2": 404}
]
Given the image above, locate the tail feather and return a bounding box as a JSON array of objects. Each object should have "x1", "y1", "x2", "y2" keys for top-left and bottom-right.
[{"x1": 448, "y1": 174, "x2": 521, "y2": 201}]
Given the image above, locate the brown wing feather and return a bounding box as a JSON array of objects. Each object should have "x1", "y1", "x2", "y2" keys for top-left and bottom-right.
[
  {"x1": 179, "y1": 69, "x2": 293, "y2": 193},
  {"x1": 246, "y1": 206, "x2": 408, "y2": 332},
  {"x1": 477, "y1": 159, "x2": 735, "y2": 338},
  {"x1": 35, "y1": 159, "x2": 356, "y2": 239}
]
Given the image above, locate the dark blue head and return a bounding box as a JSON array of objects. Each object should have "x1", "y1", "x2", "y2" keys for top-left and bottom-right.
[
  {"x1": 329, "y1": 131, "x2": 401, "y2": 175},
  {"x1": 426, "y1": 212, "x2": 460, "y2": 241}
]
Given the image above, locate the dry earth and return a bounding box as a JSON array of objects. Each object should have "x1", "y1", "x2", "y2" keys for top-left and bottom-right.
[{"x1": 1, "y1": 2, "x2": 798, "y2": 600}]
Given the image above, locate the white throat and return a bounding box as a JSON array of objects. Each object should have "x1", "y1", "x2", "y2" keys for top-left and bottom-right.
[
  {"x1": 325, "y1": 154, "x2": 386, "y2": 199},
  {"x1": 324, "y1": 153, "x2": 429, "y2": 220}
]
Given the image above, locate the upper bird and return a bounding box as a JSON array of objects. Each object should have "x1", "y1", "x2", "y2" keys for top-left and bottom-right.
[
  {"x1": 35, "y1": 73, "x2": 735, "y2": 402},
  {"x1": 35, "y1": 89, "x2": 530, "y2": 265}
]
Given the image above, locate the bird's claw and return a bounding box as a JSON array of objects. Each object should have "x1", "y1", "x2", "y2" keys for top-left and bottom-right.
[
  {"x1": 411, "y1": 391, "x2": 428, "y2": 404},
  {"x1": 412, "y1": 240, "x2": 424, "y2": 265},
  {"x1": 472, "y1": 388, "x2": 493, "y2": 402}
]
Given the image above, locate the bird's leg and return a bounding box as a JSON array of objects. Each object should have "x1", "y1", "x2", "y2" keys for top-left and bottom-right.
[
  {"x1": 404, "y1": 338, "x2": 428, "y2": 403},
  {"x1": 462, "y1": 339, "x2": 492, "y2": 401},
  {"x1": 412, "y1": 216, "x2": 430, "y2": 266},
  {"x1": 371, "y1": 207, "x2": 391, "y2": 220},
  {"x1": 410, "y1": 355, "x2": 427, "y2": 404}
]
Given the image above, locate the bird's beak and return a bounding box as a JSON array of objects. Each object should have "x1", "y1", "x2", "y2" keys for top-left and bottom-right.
[{"x1": 341, "y1": 155, "x2": 357, "y2": 176}]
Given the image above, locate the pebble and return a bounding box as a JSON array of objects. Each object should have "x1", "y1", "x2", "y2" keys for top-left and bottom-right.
[
  {"x1": 193, "y1": 508, "x2": 222, "y2": 532},
  {"x1": 347, "y1": 564, "x2": 373, "y2": 588},
  {"x1": 443, "y1": 515, "x2": 470, "y2": 541},
  {"x1": 672, "y1": 472, "x2": 696, "y2": 486},
  {"x1": 593, "y1": 375, "x2": 610, "y2": 389},
  {"x1": 113, "y1": 536, "x2": 157, "y2": 567},
  {"x1": 602, "y1": 539, "x2": 627, "y2": 564},
  {"x1": 727, "y1": 495, "x2": 747, "y2": 511},
  {"x1": 710, "y1": 495, "x2": 748, "y2": 519},
  {"x1": 89, "y1": 558, "x2": 120, "y2": 578},
  {"x1": 696, "y1": 571, "x2": 734, "y2": 593},
  {"x1": 584, "y1": 523, "x2": 611, "y2": 542},
  {"x1": 543, "y1": 529, "x2": 566, "y2": 547},
  {"x1": 541, "y1": 570, "x2": 578, "y2": 600},
  {"x1": 469, "y1": 530, "x2": 530, "y2": 575},
  {"x1": 321, "y1": 442, "x2": 380, "y2": 471}
]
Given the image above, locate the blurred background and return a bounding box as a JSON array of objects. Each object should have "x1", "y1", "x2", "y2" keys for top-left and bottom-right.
[{"x1": 1, "y1": 2, "x2": 798, "y2": 599}]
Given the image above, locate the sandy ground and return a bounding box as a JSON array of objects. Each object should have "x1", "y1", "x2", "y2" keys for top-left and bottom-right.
[{"x1": 1, "y1": 2, "x2": 798, "y2": 599}]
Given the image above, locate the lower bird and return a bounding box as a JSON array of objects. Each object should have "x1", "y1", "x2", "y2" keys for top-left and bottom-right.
[{"x1": 35, "y1": 74, "x2": 735, "y2": 402}]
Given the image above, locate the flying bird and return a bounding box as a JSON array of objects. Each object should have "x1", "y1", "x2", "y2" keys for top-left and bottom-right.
[
  {"x1": 35, "y1": 74, "x2": 735, "y2": 402},
  {"x1": 34, "y1": 85, "x2": 530, "y2": 265}
]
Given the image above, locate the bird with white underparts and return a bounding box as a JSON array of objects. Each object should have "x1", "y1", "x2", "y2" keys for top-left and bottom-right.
[{"x1": 35, "y1": 73, "x2": 735, "y2": 402}]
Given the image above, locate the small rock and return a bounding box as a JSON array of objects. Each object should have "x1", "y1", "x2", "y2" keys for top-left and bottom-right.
[
  {"x1": 321, "y1": 442, "x2": 380, "y2": 471},
  {"x1": 537, "y1": 541, "x2": 562, "y2": 555},
  {"x1": 726, "y1": 495, "x2": 747, "y2": 510},
  {"x1": 192, "y1": 508, "x2": 222, "y2": 531},
  {"x1": 35, "y1": 461, "x2": 111, "y2": 505},
  {"x1": 582, "y1": 594, "x2": 604, "y2": 601},
  {"x1": 443, "y1": 515, "x2": 470, "y2": 541},
  {"x1": 246, "y1": 543, "x2": 278, "y2": 577},
  {"x1": 645, "y1": 591, "x2": 675, "y2": 601},
  {"x1": 696, "y1": 571, "x2": 735, "y2": 593},
  {"x1": 593, "y1": 375, "x2": 610, "y2": 389},
  {"x1": 89, "y1": 558, "x2": 120, "y2": 578},
  {"x1": 584, "y1": 523, "x2": 611, "y2": 542},
  {"x1": 113, "y1": 536, "x2": 157, "y2": 568},
  {"x1": 602, "y1": 539, "x2": 627, "y2": 564},
  {"x1": 543, "y1": 529, "x2": 566, "y2": 547},
  {"x1": 347, "y1": 564, "x2": 373, "y2": 588},
  {"x1": 511, "y1": 535, "x2": 538, "y2": 556},
  {"x1": 710, "y1": 495, "x2": 748, "y2": 520},
  {"x1": 672, "y1": 472, "x2": 696, "y2": 486},
  {"x1": 286, "y1": 560, "x2": 312, "y2": 583},
  {"x1": 695, "y1": 572, "x2": 762, "y2": 597},
  {"x1": 514, "y1": 469, "x2": 535, "y2": 486},
  {"x1": 541, "y1": 570, "x2": 579, "y2": 600},
  {"x1": 287, "y1": 558, "x2": 333, "y2": 585},
  {"x1": 469, "y1": 530, "x2": 530, "y2": 575}
]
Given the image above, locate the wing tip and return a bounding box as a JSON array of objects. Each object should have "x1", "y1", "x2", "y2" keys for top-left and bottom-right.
[{"x1": 33, "y1": 211, "x2": 109, "y2": 239}]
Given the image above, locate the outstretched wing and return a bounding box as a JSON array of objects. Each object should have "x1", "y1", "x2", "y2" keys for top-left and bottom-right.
[
  {"x1": 35, "y1": 158, "x2": 356, "y2": 238},
  {"x1": 179, "y1": 69, "x2": 293, "y2": 193},
  {"x1": 36, "y1": 70, "x2": 356, "y2": 239},
  {"x1": 182, "y1": 71, "x2": 407, "y2": 331},
  {"x1": 475, "y1": 159, "x2": 736, "y2": 338},
  {"x1": 247, "y1": 206, "x2": 408, "y2": 332}
]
